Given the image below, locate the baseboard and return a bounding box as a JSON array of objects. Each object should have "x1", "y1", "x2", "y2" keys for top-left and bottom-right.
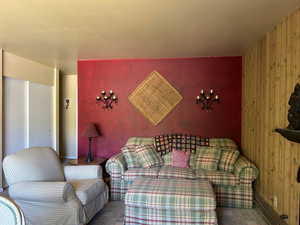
[{"x1": 255, "y1": 192, "x2": 289, "y2": 225}]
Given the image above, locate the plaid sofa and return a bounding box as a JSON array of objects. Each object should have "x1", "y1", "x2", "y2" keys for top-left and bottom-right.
[{"x1": 106, "y1": 137, "x2": 259, "y2": 208}]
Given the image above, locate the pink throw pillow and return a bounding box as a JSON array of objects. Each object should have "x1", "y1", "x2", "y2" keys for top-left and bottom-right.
[{"x1": 172, "y1": 149, "x2": 190, "y2": 168}]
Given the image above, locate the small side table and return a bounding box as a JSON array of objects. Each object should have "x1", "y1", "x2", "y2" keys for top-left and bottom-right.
[{"x1": 67, "y1": 157, "x2": 110, "y2": 183}]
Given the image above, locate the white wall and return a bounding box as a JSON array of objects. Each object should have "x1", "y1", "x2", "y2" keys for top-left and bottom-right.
[{"x1": 60, "y1": 75, "x2": 77, "y2": 159}]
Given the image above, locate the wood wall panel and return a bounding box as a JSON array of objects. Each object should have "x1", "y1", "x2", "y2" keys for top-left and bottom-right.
[{"x1": 243, "y1": 10, "x2": 300, "y2": 225}]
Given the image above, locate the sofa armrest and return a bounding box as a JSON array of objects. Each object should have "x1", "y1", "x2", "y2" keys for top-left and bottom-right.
[
  {"x1": 106, "y1": 153, "x2": 127, "y2": 178},
  {"x1": 234, "y1": 156, "x2": 259, "y2": 183},
  {"x1": 64, "y1": 165, "x2": 102, "y2": 180},
  {"x1": 8, "y1": 182, "x2": 76, "y2": 203}
]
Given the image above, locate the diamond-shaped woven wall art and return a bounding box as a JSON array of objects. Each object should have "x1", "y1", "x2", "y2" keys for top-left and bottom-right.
[{"x1": 129, "y1": 71, "x2": 183, "y2": 126}]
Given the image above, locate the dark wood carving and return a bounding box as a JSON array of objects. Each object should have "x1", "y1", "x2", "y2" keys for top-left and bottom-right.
[
  {"x1": 287, "y1": 83, "x2": 300, "y2": 130},
  {"x1": 275, "y1": 83, "x2": 300, "y2": 144}
]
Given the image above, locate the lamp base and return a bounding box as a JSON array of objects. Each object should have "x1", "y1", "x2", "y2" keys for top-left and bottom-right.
[{"x1": 86, "y1": 137, "x2": 94, "y2": 162}]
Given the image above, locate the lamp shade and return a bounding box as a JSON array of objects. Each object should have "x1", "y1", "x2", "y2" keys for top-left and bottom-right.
[{"x1": 82, "y1": 123, "x2": 100, "y2": 138}]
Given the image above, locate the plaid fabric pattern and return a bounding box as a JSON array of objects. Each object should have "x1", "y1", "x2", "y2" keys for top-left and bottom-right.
[
  {"x1": 126, "y1": 137, "x2": 154, "y2": 146},
  {"x1": 105, "y1": 153, "x2": 127, "y2": 200},
  {"x1": 214, "y1": 184, "x2": 253, "y2": 208},
  {"x1": 191, "y1": 147, "x2": 221, "y2": 171},
  {"x1": 218, "y1": 149, "x2": 240, "y2": 172},
  {"x1": 234, "y1": 156, "x2": 259, "y2": 183},
  {"x1": 195, "y1": 169, "x2": 240, "y2": 186},
  {"x1": 158, "y1": 166, "x2": 196, "y2": 179},
  {"x1": 126, "y1": 178, "x2": 216, "y2": 210},
  {"x1": 162, "y1": 152, "x2": 172, "y2": 166},
  {"x1": 121, "y1": 145, "x2": 141, "y2": 168},
  {"x1": 210, "y1": 138, "x2": 238, "y2": 149},
  {"x1": 154, "y1": 134, "x2": 173, "y2": 155},
  {"x1": 125, "y1": 206, "x2": 218, "y2": 225},
  {"x1": 135, "y1": 145, "x2": 164, "y2": 168},
  {"x1": 123, "y1": 167, "x2": 159, "y2": 181},
  {"x1": 154, "y1": 134, "x2": 209, "y2": 155}
]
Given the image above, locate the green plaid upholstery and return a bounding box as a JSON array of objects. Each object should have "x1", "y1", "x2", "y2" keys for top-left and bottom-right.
[
  {"x1": 126, "y1": 137, "x2": 154, "y2": 146},
  {"x1": 162, "y1": 152, "x2": 172, "y2": 166},
  {"x1": 125, "y1": 206, "x2": 217, "y2": 225},
  {"x1": 106, "y1": 137, "x2": 258, "y2": 208},
  {"x1": 195, "y1": 169, "x2": 240, "y2": 186},
  {"x1": 121, "y1": 145, "x2": 141, "y2": 168},
  {"x1": 106, "y1": 153, "x2": 127, "y2": 200},
  {"x1": 210, "y1": 138, "x2": 238, "y2": 149},
  {"x1": 123, "y1": 167, "x2": 159, "y2": 181},
  {"x1": 218, "y1": 149, "x2": 240, "y2": 172},
  {"x1": 191, "y1": 147, "x2": 221, "y2": 171},
  {"x1": 158, "y1": 166, "x2": 196, "y2": 179},
  {"x1": 125, "y1": 178, "x2": 217, "y2": 225},
  {"x1": 135, "y1": 145, "x2": 163, "y2": 168},
  {"x1": 126, "y1": 178, "x2": 216, "y2": 210},
  {"x1": 214, "y1": 184, "x2": 253, "y2": 208},
  {"x1": 234, "y1": 156, "x2": 259, "y2": 183}
]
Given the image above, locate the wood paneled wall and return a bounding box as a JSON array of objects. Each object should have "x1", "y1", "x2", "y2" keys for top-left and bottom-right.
[{"x1": 243, "y1": 10, "x2": 300, "y2": 225}]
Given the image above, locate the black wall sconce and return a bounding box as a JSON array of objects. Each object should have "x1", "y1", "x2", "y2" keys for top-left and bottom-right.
[
  {"x1": 96, "y1": 90, "x2": 118, "y2": 109},
  {"x1": 196, "y1": 89, "x2": 220, "y2": 110}
]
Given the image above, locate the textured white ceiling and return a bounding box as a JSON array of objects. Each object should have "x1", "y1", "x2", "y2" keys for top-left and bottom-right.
[{"x1": 0, "y1": 0, "x2": 299, "y2": 74}]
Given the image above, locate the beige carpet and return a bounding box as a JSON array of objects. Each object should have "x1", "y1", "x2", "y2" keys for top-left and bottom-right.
[{"x1": 89, "y1": 201, "x2": 270, "y2": 225}]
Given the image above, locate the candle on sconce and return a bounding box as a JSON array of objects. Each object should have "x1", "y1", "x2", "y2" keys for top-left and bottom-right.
[
  {"x1": 200, "y1": 89, "x2": 204, "y2": 95},
  {"x1": 210, "y1": 89, "x2": 214, "y2": 94},
  {"x1": 206, "y1": 96, "x2": 210, "y2": 100},
  {"x1": 104, "y1": 96, "x2": 108, "y2": 100},
  {"x1": 96, "y1": 96, "x2": 101, "y2": 101},
  {"x1": 196, "y1": 96, "x2": 200, "y2": 100},
  {"x1": 215, "y1": 95, "x2": 219, "y2": 100},
  {"x1": 101, "y1": 90, "x2": 106, "y2": 95},
  {"x1": 109, "y1": 90, "x2": 113, "y2": 95},
  {"x1": 112, "y1": 95, "x2": 117, "y2": 100}
]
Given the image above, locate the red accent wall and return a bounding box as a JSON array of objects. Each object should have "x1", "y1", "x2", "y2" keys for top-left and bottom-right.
[{"x1": 78, "y1": 57, "x2": 242, "y2": 158}]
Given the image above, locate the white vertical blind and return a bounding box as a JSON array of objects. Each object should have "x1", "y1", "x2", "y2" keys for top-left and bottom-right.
[
  {"x1": 3, "y1": 77, "x2": 26, "y2": 155},
  {"x1": 3, "y1": 77, "x2": 53, "y2": 156}
]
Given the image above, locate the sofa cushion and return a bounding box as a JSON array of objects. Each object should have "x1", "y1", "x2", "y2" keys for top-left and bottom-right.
[
  {"x1": 70, "y1": 179, "x2": 106, "y2": 205},
  {"x1": 195, "y1": 169, "x2": 240, "y2": 186},
  {"x1": 218, "y1": 149, "x2": 240, "y2": 172},
  {"x1": 172, "y1": 150, "x2": 190, "y2": 168},
  {"x1": 162, "y1": 152, "x2": 172, "y2": 166},
  {"x1": 123, "y1": 167, "x2": 160, "y2": 181},
  {"x1": 122, "y1": 145, "x2": 141, "y2": 168},
  {"x1": 126, "y1": 137, "x2": 154, "y2": 146},
  {"x1": 191, "y1": 147, "x2": 221, "y2": 171},
  {"x1": 209, "y1": 138, "x2": 238, "y2": 149},
  {"x1": 135, "y1": 145, "x2": 163, "y2": 168},
  {"x1": 158, "y1": 166, "x2": 195, "y2": 179}
]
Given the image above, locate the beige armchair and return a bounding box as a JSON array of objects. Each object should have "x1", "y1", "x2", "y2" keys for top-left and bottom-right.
[{"x1": 3, "y1": 147, "x2": 108, "y2": 225}]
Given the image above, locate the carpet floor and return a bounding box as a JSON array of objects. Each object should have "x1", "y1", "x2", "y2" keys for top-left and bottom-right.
[{"x1": 89, "y1": 201, "x2": 270, "y2": 225}]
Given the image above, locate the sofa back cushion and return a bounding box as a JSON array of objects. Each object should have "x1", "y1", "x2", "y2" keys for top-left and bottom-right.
[
  {"x1": 218, "y1": 149, "x2": 240, "y2": 172},
  {"x1": 209, "y1": 138, "x2": 238, "y2": 149},
  {"x1": 126, "y1": 137, "x2": 154, "y2": 146},
  {"x1": 135, "y1": 145, "x2": 163, "y2": 168},
  {"x1": 122, "y1": 145, "x2": 141, "y2": 168},
  {"x1": 190, "y1": 147, "x2": 221, "y2": 171}
]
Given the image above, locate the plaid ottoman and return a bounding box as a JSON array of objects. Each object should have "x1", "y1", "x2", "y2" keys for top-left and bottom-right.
[{"x1": 125, "y1": 177, "x2": 218, "y2": 225}]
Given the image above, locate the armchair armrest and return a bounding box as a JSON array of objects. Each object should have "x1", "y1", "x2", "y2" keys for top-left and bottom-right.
[
  {"x1": 64, "y1": 165, "x2": 102, "y2": 180},
  {"x1": 106, "y1": 153, "x2": 127, "y2": 178},
  {"x1": 234, "y1": 156, "x2": 259, "y2": 183},
  {"x1": 8, "y1": 182, "x2": 75, "y2": 203}
]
